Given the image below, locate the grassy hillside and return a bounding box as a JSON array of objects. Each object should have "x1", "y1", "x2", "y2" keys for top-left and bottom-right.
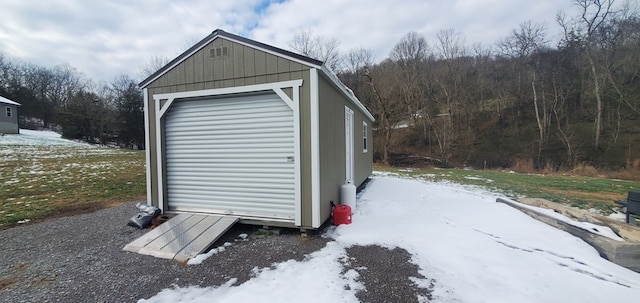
[{"x1": 0, "y1": 135, "x2": 145, "y2": 226}]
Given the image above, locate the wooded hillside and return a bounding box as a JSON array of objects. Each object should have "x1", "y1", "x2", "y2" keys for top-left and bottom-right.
[{"x1": 337, "y1": 0, "x2": 640, "y2": 170}]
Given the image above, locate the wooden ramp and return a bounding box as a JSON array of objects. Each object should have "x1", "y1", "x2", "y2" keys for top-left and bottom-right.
[{"x1": 123, "y1": 214, "x2": 238, "y2": 262}]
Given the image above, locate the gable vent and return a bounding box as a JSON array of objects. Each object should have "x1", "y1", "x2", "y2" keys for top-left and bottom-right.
[{"x1": 210, "y1": 46, "x2": 229, "y2": 59}]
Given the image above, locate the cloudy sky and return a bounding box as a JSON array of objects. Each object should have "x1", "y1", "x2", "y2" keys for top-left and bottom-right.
[{"x1": 0, "y1": 0, "x2": 595, "y2": 83}]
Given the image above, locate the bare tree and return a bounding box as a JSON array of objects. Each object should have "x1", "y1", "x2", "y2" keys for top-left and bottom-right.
[
  {"x1": 362, "y1": 60, "x2": 405, "y2": 165},
  {"x1": 340, "y1": 47, "x2": 374, "y2": 96},
  {"x1": 389, "y1": 32, "x2": 429, "y2": 132},
  {"x1": 137, "y1": 54, "x2": 171, "y2": 82},
  {"x1": 47, "y1": 64, "x2": 86, "y2": 110},
  {"x1": 424, "y1": 29, "x2": 471, "y2": 165},
  {"x1": 505, "y1": 22, "x2": 549, "y2": 164},
  {"x1": 558, "y1": 0, "x2": 618, "y2": 149},
  {"x1": 288, "y1": 29, "x2": 343, "y2": 71}
]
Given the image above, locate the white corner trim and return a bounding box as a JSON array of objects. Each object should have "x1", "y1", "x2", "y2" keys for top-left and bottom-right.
[
  {"x1": 310, "y1": 68, "x2": 321, "y2": 228},
  {"x1": 292, "y1": 85, "x2": 302, "y2": 227},
  {"x1": 154, "y1": 98, "x2": 165, "y2": 211},
  {"x1": 153, "y1": 79, "x2": 304, "y2": 222},
  {"x1": 143, "y1": 88, "x2": 152, "y2": 206},
  {"x1": 158, "y1": 98, "x2": 176, "y2": 119},
  {"x1": 273, "y1": 88, "x2": 294, "y2": 110}
]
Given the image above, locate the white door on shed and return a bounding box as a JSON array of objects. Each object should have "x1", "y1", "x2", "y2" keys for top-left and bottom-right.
[
  {"x1": 345, "y1": 106, "x2": 354, "y2": 182},
  {"x1": 164, "y1": 93, "x2": 296, "y2": 221}
]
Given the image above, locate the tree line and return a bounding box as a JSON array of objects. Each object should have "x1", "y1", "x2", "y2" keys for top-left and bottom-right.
[
  {"x1": 295, "y1": 0, "x2": 638, "y2": 170},
  {"x1": 2, "y1": 0, "x2": 638, "y2": 170},
  {"x1": 0, "y1": 57, "x2": 144, "y2": 149}
]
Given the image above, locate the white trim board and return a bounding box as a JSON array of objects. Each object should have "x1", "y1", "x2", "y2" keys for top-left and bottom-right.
[
  {"x1": 153, "y1": 80, "x2": 303, "y2": 226},
  {"x1": 143, "y1": 88, "x2": 152, "y2": 205},
  {"x1": 310, "y1": 68, "x2": 321, "y2": 228},
  {"x1": 155, "y1": 80, "x2": 303, "y2": 119}
]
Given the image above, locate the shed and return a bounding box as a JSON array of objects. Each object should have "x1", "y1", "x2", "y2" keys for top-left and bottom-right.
[
  {"x1": 139, "y1": 29, "x2": 374, "y2": 230},
  {"x1": 0, "y1": 95, "x2": 21, "y2": 134}
]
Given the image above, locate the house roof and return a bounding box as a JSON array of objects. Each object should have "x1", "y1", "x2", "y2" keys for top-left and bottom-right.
[
  {"x1": 138, "y1": 29, "x2": 374, "y2": 121},
  {"x1": 0, "y1": 95, "x2": 21, "y2": 106}
]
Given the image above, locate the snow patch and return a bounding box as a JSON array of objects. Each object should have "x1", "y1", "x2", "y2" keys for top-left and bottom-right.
[{"x1": 0, "y1": 129, "x2": 91, "y2": 147}]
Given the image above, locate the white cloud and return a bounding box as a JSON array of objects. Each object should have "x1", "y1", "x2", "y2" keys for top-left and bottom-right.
[{"x1": 0, "y1": 0, "x2": 616, "y2": 83}]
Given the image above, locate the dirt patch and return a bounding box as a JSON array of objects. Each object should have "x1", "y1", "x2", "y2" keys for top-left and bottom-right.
[
  {"x1": 0, "y1": 277, "x2": 20, "y2": 289},
  {"x1": 543, "y1": 188, "x2": 623, "y2": 206},
  {"x1": 344, "y1": 245, "x2": 434, "y2": 303}
]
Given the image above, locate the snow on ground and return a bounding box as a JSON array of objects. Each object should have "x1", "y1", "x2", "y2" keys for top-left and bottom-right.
[
  {"x1": 0, "y1": 129, "x2": 91, "y2": 147},
  {"x1": 141, "y1": 174, "x2": 640, "y2": 303}
]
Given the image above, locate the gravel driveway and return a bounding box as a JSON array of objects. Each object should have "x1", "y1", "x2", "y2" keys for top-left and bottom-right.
[{"x1": 0, "y1": 202, "x2": 431, "y2": 302}]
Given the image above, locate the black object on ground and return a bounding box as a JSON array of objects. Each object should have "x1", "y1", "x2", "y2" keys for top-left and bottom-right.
[
  {"x1": 127, "y1": 203, "x2": 161, "y2": 229},
  {"x1": 615, "y1": 191, "x2": 640, "y2": 224}
]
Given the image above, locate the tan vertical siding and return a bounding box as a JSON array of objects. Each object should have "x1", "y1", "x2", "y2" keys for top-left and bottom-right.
[
  {"x1": 233, "y1": 43, "x2": 245, "y2": 78},
  {"x1": 265, "y1": 53, "x2": 278, "y2": 74},
  {"x1": 277, "y1": 57, "x2": 290, "y2": 73},
  {"x1": 316, "y1": 74, "x2": 374, "y2": 224},
  {"x1": 254, "y1": 50, "x2": 267, "y2": 75},
  {"x1": 244, "y1": 48, "x2": 256, "y2": 76},
  {"x1": 194, "y1": 46, "x2": 205, "y2": 83},
  {"x1": 317, "y1": 76, "x2": 344, "y2": 222},
  {"x1": 203, "y1": 42, "x2": 215, "y2": 82}
]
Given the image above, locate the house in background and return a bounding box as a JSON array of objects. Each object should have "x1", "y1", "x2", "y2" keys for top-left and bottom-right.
[
  {"x1": 139, "y1": 29, "x2": 374, "y2": 230},
  {"x1": 0, "y1": 95, "x2": 21, "y2": 134}
]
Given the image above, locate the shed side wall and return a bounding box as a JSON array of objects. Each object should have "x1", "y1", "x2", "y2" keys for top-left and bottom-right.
[{"x1": 317, "y1": 74, "x2": 373, "y2": 222}]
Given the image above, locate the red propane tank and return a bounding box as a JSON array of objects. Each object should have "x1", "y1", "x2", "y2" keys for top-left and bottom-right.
[{"x1": 332, "y1": 204, "x2": 352, "y2": 225}]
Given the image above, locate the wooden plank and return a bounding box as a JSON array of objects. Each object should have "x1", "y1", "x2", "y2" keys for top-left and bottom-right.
[
  {"x1": 174, "y1": 216, "x2": 239, "y2": 262},
  {"x1": 153, "y1": 215, "x2": 223, "y2": 259},
  {"x1": 137, "y1": 214, "x2": 206, "y2": 256},
  {"x1": 122, "y1": 214, "x2": 192, "y2": 253}
]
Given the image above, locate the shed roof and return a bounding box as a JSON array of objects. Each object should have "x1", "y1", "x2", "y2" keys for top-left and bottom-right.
[
  {"x1": 138, "y1": 29, "x2": 374, "y2": 121},
  {"x1": 0, "y1": 95, "x2": 21, "y2": 106}
]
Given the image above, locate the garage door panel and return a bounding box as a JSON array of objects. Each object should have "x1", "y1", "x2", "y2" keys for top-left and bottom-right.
[
  {"x1": 171, "y1": 203, "x2": 294, "y2": 218},
  {"x1": 170, "y1": 143, "x2": 294, "y2": 151},
  {"x1": 166, "y1": 175, "x2": 294, "y2": 185},
  {"x1": 165, "y1": 93, "x2": 296, "y2": 220},
  {"x1": 168, "y1": 101, "x2": 289, "y2": 120},
  {"x1": 169, "y1": 184, "x2": 293, "y2": 194},
  {"x1": 169, "y1": 196, "x2": 295, "y2": 211},
  {"x1": 166, "y1": 165, "x2": 293, "y2": 173},
  {"x1": 167, "y1": 116, "x2": 292, "y2": 129}
]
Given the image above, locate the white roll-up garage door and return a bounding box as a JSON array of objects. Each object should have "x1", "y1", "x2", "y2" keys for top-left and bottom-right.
[{"x1": 164, "y1": 93, "x2": 296, "y2": 221}]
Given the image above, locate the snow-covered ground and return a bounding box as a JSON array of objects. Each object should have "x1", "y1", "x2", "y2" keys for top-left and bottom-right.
[
  {"x1": 0, "y1": 129, "x2": 90, "y2": 147},
  {"x1": 141, "y1": 174, "x2": 640, "y2": 303}
]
